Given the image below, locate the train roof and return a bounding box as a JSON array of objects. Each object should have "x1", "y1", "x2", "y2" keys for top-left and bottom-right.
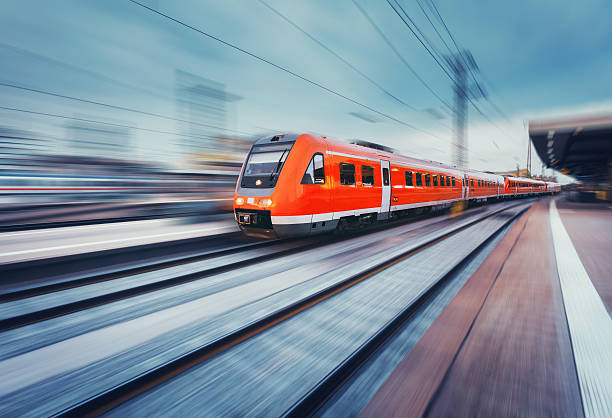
[
  {"x1": 463, "y1": 169, "x2": 505, "y2": 181},
  {"x1": 506, "y1": 176, "x2": 545, "y2": 184},
  {"x1": 252, "y1": 133, "x2": 539, "y2": 182},
  {"x1": 321, "y1": 135, "x2": 466, "y2": 177}
]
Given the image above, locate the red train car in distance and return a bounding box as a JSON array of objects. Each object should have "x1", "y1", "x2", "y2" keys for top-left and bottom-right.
[
  {"x1": 234, "y1": 133, "x2": 554, "y2": 238},
  {"x1": 504, "y1": 176, "x2": 547, "y2": 196}
]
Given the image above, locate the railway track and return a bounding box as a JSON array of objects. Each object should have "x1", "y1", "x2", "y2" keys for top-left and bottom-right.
[
  {"x1": 0, "y1": 199, "x2": 536, "y2": 416},
  {"x1": 0, "y1": 200, "x2": 225, "y2": 232},
  {"x1": 0, "y1": 201, "x2": 466, "y2": 329},
  {"x1": 49, "y1": 201, "x2": 532, "y2": 417},
  {"x1": 285, "y1": 203, "x2": 530, "y2": 416},
  {"x1": 0, "y1": 236, "x2": 324, "y2": 331}
]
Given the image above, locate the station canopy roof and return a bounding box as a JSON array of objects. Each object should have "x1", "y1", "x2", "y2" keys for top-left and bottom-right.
[{"x1": 529, "y1": 114, "x2": 612, "y2": 180}]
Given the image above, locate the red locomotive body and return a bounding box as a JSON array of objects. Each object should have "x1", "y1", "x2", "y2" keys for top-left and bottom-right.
[{"x1": 234, "y1": 133, "x2": 557, "y2": 238}]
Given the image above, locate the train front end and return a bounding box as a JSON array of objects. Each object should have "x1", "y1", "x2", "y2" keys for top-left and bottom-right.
[{"x1": 234, "y1": 133, "x2": 327, "y2": 238}]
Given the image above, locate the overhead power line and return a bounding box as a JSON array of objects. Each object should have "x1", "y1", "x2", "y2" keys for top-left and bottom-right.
[
  {"x1": 0, "y1": 105, "x2": 220, "y2": 142},
  {"x1": 386, "y1": 1, "x2": 488, "y2": 120},
  {"x1": 351, "y1": 0, "x2": 453, "y2": 112},
  {"x1": 256, "y1": 0, "x2": 418, "y2": 112},
  {"x1": 426, "y1": 0, "x2": 463, "y2": 58},
  {"x1": 390, "y1": 0, "x2": 451, "y2": 72},
  {"x1": 415, "y1": 0, "x2": 454, "y2": 57},
  {"x1": 388, "y1": 1, "x2": 513, "y2": 142},
  {"x1": 380, "y1": 0, "x2": 518, "y2": 166},
  {"x1": 423, "y1": 0, "x2": 511, "y2": 123},
  {"x1": 386, "y1": 0, "x2": 455, "y2": 82},
  {"x1": 0, "y1": 82, "x2": 252, "y2": 136},
  {"x1": 126, "y1": 0, "x2": 444, "y2": 139}
]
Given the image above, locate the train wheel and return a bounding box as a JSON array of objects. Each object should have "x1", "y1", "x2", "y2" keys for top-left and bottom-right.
[{"x1": 334, "y1": 218, "x2": 348, "y2": 236}]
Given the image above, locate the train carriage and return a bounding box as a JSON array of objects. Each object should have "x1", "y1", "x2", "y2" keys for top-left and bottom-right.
[{"x1": 234, "y1": 133, "x2": 557, "y2": 238}]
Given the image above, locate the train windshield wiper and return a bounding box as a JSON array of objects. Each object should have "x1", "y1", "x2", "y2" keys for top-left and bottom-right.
[{"x1": 269, "y1": 148, "x2": 288, "y2": 180}]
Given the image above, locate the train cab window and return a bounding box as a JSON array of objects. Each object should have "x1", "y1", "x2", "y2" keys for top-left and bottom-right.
[
  {"x1": 339, "y1": 163, "x2": 356, "y2": 185},
  {"x1": 405, "y1": 171, "x2": 413, "y2": 186},
  {"x1": 452, "y1": 177, "x2": 456, "y2": 187},
  {"x1": 415, "y1": 172, "x2": 423, "y2": 187},
  {"x1": 301, "y1": 153, "x2": 325, "y2": 184},
  {"x1": 424, "y1": 173, "x2": 431, "y2": 187},
  {"x1": 446, "y1": 176, "x2": 451, "y2": 187},
  {"x1": 382, "y1": 167, "x2": 390, "y2": 186},
  {"x1": 432, "y1": 174, "x2": 438, "y2": 187},
  {"x1": 361, "y1": 165, "x2": 375, "y2": 186}
]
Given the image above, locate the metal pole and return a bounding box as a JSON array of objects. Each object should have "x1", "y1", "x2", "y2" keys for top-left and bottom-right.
[{"x1": 452, "y1": 55, "x2": 467, "y2": 169}]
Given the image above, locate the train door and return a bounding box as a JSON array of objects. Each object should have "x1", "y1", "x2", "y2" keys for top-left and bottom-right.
[
  {"x1": 379, "y1": 160, "x2": 391, "y2": 220},
  {"x1": 463, "y1": 174, "x2": 469, "y2": 200}
]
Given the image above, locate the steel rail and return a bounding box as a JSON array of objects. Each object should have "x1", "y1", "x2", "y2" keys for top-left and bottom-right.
[
  {"x1": 53, "y1": 200, "x2": 532, "y2": 417},
  {"x1": 0, "y1": 237, "x2": 322, "y2": 332},
  {"x1": 283, "y1": 202, "x2": 532, "y2": 416}
]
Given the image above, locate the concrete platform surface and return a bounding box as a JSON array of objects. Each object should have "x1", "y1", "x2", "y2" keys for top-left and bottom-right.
[{"x1": 363, "y1": 197, "x2": 612, "y2": 417}]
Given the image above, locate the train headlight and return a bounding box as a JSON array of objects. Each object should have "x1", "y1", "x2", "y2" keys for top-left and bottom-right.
[
  {"x1": 258, "y1": 198, "x2": 273, "y2": 207},
  {"x1": 235, "y1": 197, "x2": 244, "y2": 205},
  {"x1": 255, "y1": 179, "x2": 262, "y2": 186}
]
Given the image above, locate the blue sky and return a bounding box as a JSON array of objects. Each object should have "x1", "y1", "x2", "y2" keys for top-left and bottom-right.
[{"x1": 1, "y1": 0, "x2": 611, "y2": 180}]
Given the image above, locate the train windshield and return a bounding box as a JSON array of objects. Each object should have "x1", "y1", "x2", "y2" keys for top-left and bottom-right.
[{"x1": 241, "y1": 143, "x2": 294, "y2": 188}]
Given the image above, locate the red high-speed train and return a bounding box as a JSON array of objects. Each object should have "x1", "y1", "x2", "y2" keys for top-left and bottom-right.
[{"x1": 233, "y1": 133, "x2": 559, "y2": 238}]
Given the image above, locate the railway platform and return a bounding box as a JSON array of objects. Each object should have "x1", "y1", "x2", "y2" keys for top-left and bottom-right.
[{"x1": 362, "y1": 197, "x2": 612, "y2": 417}]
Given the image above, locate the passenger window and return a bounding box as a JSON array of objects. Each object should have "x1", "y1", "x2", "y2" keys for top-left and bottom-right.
[
  {"x1": 382, "y1": 167, "x2": 390, "y2": 186},
  {"x1": 361, "y1": 165, "x2": 375, "y2": 186},
  {"x1": 452, "y1": 177, "x2": 456, "y2": 187},
  {"x1": 446, "y1": 176, "x2": 451, "y2": 187},
  {"x1": 339, "y1": 163, "x2": 356, "y2": 185},
  {"x1": 433, "y1": 175, "x2": 438, "y2": 187},
  {"x1": 470, "y1": 179, "x2": 474, "y2": 188},
  {"x1": 313, "y1": 154, "x2": 325, "y2": 183},
  {"x1": 425, "y1": 173, "x2": 431, "y2": 187},
  {"x1": 415, "y1": 172, "x2": 423, "y2": 186},
  {"x1": 439, "y1": 175, "x2": 445, "y2": 186},
  {"x1": 405, "y1": 171, "x2": 413, "y2": 186},
  {"x1": 301, "y1": 153, "x2": 325, "y2": 184}
]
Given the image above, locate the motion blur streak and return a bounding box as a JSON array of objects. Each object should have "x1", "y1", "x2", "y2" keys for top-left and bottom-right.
[{"x1": 0, "y1": 1, "x2": 610, "y2": 416}]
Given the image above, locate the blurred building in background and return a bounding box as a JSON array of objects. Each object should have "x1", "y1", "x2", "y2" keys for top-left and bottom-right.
[
  {"x1": 0, "y1": 127, "x2": 49, "y2": 172},
  {"x1": 175, "y1": 70, "x2": 243, "y2": 157},
  {"x1": 65, "y1": 119, "x2": 131, "y2": 160},
  {"x1": 175, "y1": 70, "x2": 252, "y2": 175}
]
